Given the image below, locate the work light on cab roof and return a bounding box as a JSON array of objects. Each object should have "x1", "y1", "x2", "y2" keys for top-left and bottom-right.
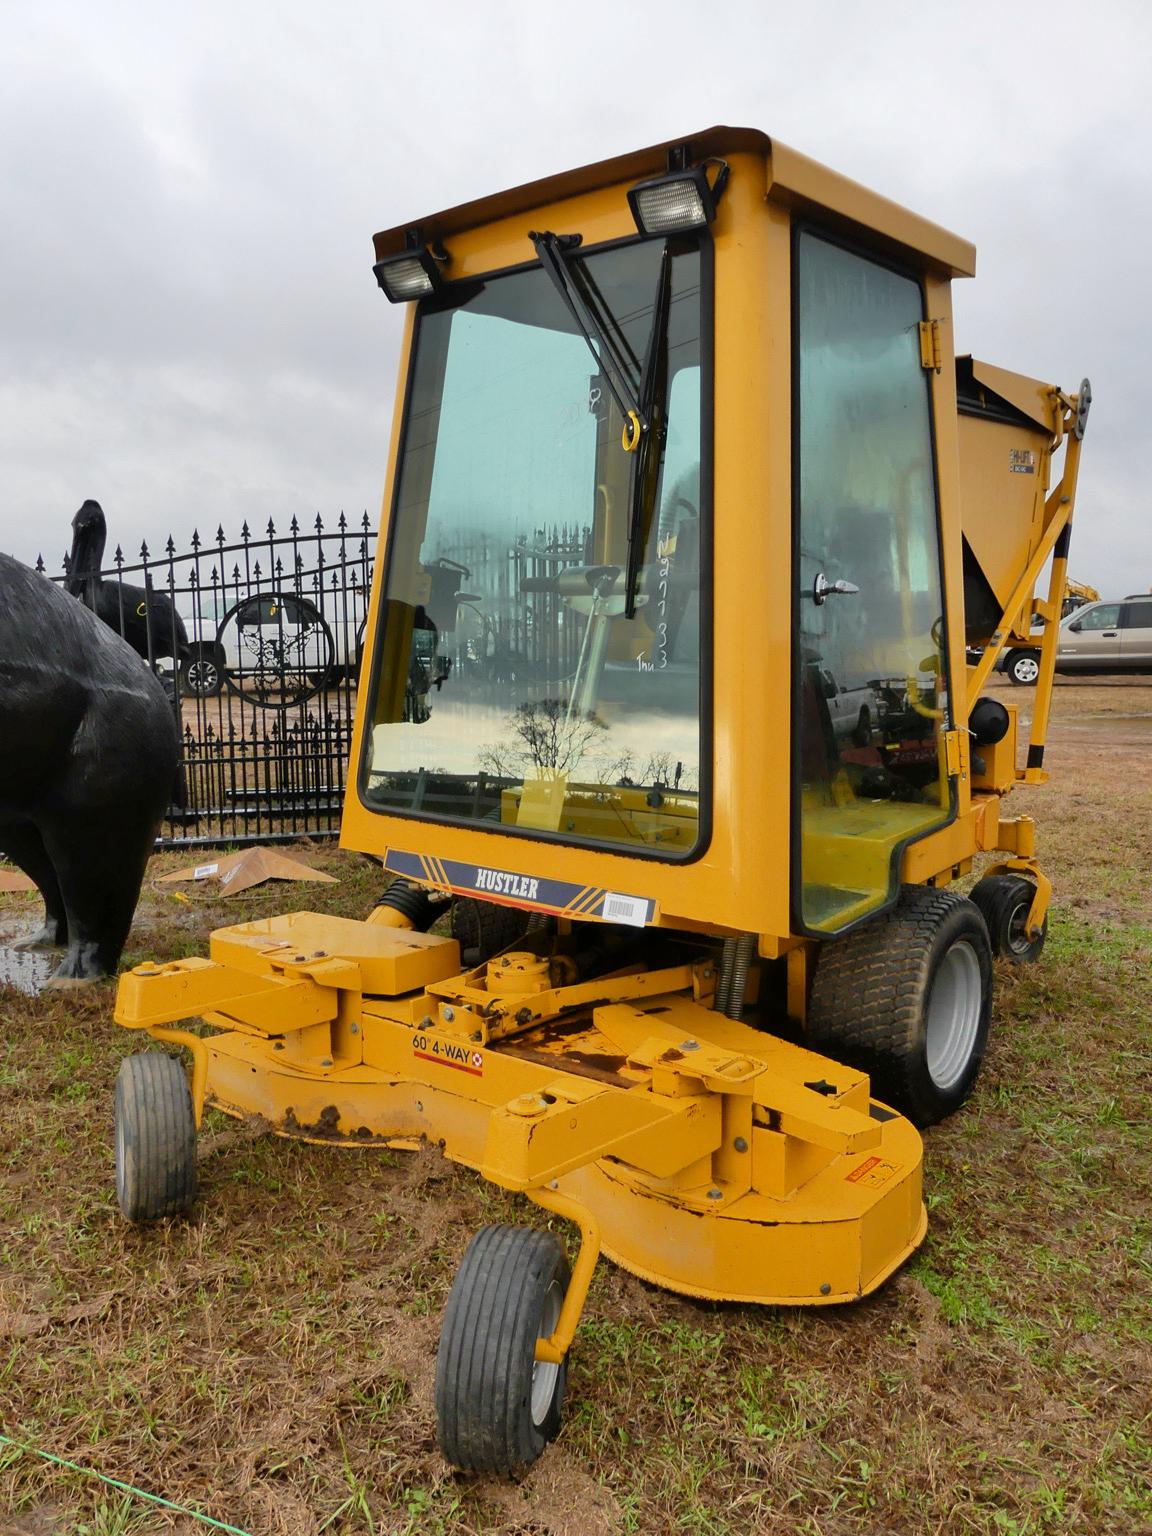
[
  {"x1": 372, "y1": 232, "x2": 444, "y2": 302},
  {"x1": 371, "y1": 149, "x2": 731, "y2": 304},
  {"x1": 627, "y1": 156, "x2": 729, "y2": 237}
]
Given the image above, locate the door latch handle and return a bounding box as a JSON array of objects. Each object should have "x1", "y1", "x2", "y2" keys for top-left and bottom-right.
[{"x1": 813, "y1": 572, "x2": 860, "y2": 606}]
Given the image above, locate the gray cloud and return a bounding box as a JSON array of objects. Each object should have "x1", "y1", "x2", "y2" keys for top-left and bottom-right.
[{"x1": 1, "y1": 0, "x2": 1149, "y2": 599}]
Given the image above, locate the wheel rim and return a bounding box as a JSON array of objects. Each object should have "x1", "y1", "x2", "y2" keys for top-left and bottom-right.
[
  {"x1": 530, "y1": 1278, "x2": 564, "y2": 1426},
  {"x1": 187, "y1": 659, "x2": 218, "y2": 692},
  {"x1": 925, "y1": 940, "x2": 983, "y2": 1091},
  {"x1": 1014, "y1": 656, "x2": 1039, "y2": 683},
  {"x1": 1005, "y1": 897, "x2": 1037, "y2": 955}
]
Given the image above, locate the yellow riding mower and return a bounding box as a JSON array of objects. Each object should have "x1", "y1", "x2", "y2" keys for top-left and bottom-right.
[{"x1": 112, "y1": 126, "x2": 1089, "y2": 1475}]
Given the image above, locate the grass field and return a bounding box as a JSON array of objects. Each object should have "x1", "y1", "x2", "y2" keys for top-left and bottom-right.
[{"x1": 1, "y1": 679, "x2": 1149, "y2": 1536}]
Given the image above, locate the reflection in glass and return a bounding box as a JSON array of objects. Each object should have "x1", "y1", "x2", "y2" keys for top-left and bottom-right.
[{"x1": 364, "y1": 239, "x2": 704, "y2": 857}]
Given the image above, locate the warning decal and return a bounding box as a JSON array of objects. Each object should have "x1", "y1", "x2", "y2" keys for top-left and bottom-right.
[
  {"x1": 846, "y1": 1156, "x2": 900, "y2": 1188},
  {"x1": 412, "y1": 1034, "x2": 484, "y2": 1076}
]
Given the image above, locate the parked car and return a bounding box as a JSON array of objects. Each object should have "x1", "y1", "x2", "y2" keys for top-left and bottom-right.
[
  {"x1": 1002, "y1": 594, "x2": 1152, "y2": 684},
  {"x1": 180, "y1": 591, "x2": 367, "y2": 701}
]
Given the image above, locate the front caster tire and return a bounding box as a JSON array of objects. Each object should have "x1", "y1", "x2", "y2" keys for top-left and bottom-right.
[
  {"x1": 808, "y1": 886, "x2": 993, "y2": 1128},
  {"x1": 115, "y1": 1053, "x2": 198, "y2": 1222},
  {"x1": 969, "y1": 874, "x2": 1047, "y2": 962},
  {"x1": 435, "y1": 1225, "x2": 570, "y2": 1475}
]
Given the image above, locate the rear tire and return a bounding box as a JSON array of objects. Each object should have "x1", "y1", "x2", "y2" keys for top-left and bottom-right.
[
  {"x1": 969, "y1": 874, "x2": 1047, "y2": 962},
  {"x1": 436, "y1": 1225, "x2": 570, "y2": 1475},
  {"x1": 451, "y1": 897, "x2": 527, "y2": 967},
  {"x1": 115, "y1": 1053, "x2": 198, "y2": 1222},
  {"x1": 808, "y1": 886, "x2": 993, "y2": 1127},
  {"x1": 1006, "y1": 649, "x2": 1041, "y2": 686}
]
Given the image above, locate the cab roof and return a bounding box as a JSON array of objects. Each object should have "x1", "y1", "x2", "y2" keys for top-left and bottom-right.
[{"x1": 372, "y1": 126, "x2": 976, "y2": 279}]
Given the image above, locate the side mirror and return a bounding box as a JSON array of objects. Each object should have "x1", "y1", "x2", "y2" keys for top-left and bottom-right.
[{"x1": 1068, "y1": 619, "x2": 1082, "y2": 633}]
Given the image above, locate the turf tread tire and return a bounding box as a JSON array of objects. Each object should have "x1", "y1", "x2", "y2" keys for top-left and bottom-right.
[
  {"x1": 436, "y1": 1224, "x2": 570, "y2": 1475},
  {"x1": 969, "y1": 874, "x2": 1047, "y2": 962},
  {"x1": 115, "y1": 1053, "x2": 198, "y2": 1222},
  {"x1": 807, "y1": 886, "x2": 993, "y2": 1128},
  {"x1": 450, "y1": 898, "x2": 528, "y2": 966}
]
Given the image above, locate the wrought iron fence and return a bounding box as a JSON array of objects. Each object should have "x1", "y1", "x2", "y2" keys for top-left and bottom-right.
[
  {"x1": 43, "y1": 514, "x2": 374, "y2": 848},
  {"x1": 41, "y1": 513, "x2": 591, "y2": 848}
]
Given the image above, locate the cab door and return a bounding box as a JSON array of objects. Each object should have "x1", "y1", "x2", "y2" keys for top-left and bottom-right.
[{"x1": 793, "y1": 231, "x2": 951, "y2": 935}]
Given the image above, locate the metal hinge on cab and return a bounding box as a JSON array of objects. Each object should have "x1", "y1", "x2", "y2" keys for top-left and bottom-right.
[
  {"x1": 919, "y1": 319, "x2": 943, "y2": 373},
  {"x1": 942, "y1": 728, "x2": 964, "y2": 778}
]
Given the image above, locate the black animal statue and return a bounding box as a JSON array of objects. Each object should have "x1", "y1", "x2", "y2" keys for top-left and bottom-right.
[
  {"x1": 64, "y1": 499, "x2": 188, "y2": 664},
  {"x1": 0, "y1": 552, "x2": 180, "y2": 982}
]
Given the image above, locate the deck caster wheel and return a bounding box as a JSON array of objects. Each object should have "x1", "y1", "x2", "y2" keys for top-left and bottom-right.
[
  {"x1": 969, "y1": 874, "x2": 1047, "y2": 962},
  {"x1": 435, "y1": 1225, "x2": 570, "y2": 1475},
  {"x1": 808, "y1": 886, "x2": 993, "y2": 1128},
  {"x1": 115, "y1": 1053, "x2": 198, "y2": 1222}
]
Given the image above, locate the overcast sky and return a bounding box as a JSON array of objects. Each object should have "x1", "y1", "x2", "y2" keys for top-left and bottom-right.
[{"x1": 2, "y1": 0, "x2": 1148, "y2": 600}]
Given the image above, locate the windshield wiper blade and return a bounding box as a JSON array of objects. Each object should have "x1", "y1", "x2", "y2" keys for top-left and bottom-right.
[
  {"x1": 623, "y1": 245, "x2": 673, "y2": 618},
  {"x1": 530, "y1": 230, "x2": 646, "y2": 439}
]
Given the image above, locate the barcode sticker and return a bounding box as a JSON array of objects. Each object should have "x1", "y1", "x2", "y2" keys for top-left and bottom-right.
[
  {"x1": 193, "y1": 863, "x2": 219, "y2": 880},
  {"x1": 602, "y1": 892, "x2": 648, "y2": 927}
]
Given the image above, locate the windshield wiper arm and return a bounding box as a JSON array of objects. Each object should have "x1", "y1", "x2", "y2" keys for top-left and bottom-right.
[
  {"x1": 531, "y1": 230, "x2": 675, "y2": 619},
  {"x1": 530, "y1": 230, "x2": 646, "y2": 440},
  {"x1": 623, "y1": 245, "x2": 673, "y2": 617}
]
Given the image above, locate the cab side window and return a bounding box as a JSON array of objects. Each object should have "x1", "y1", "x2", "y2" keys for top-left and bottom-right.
[{"x1": 1122, "y1": 600, "x2": 1152, "y2": 629}]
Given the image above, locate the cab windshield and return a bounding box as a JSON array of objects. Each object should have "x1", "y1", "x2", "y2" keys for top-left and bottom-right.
[{"x1": 361, "y1": 236, "x2": 706, "y2": 856}]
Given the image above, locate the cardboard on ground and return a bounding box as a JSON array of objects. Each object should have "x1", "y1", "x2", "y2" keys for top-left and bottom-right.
[
  {"x1": 157, "y1": 846, "x2": 338, "y2": 896},
  {"x1": 0, "y1": 867, "x2": 37, "y2": 894}
]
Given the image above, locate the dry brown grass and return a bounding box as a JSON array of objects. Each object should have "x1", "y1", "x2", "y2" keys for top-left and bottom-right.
[{"x1": 0, "y1": 680, "x2": 1149, "y2": 1535}]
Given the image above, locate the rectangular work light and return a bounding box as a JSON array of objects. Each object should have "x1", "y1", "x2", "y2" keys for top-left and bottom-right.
[
  {"x1": 627, "y1": 163, "x2": 727, "y2": 238},
  {"x1": 373, "y1": 247, "x2": 441, "y2": 303}
]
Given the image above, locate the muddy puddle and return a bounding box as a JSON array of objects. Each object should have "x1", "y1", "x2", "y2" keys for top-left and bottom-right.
[
  {"x1": 0, "y1": 943, "x2": 54, "y2": 996},
  {"x1": 0, "y1": 918, "x2": 55, "y2": 996}
]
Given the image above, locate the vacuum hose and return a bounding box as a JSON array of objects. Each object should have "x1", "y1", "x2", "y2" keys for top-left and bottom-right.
[{"x1": 371, "y1": 880, "x2": 444, "y2": 932}]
